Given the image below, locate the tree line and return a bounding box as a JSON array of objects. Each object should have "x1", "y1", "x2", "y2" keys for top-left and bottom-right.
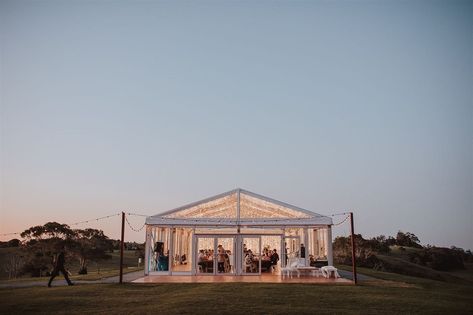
[
  {"x1": 333, "y1": 230, "x2": 473, "y2": 273},
  {"x1": 0, "y1": 222, "x2": 144, "y2": 279},
  {"x1": 2, "y1": 225, "x2": 471, "y2": 280}
]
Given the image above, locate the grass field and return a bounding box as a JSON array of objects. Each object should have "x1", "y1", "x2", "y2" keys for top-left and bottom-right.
[
  {"x1": 0, "y1": 268, "x2": 472, "y2": 314},
  {"x1": 1, "y1": 246, "x2": 472, "y2": 314}
]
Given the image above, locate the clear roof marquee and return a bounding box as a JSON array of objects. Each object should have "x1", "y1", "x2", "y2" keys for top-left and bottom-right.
[{"x1": 146, "y1": 189, "x2": 332, "y2": 226}]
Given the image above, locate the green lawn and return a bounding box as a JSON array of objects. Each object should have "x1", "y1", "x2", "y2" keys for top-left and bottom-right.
[
  {"x1": 0, "y1": 272, "x2": 472, "y2": 314},
  {"x1": 2, "y1": 247, "x2": 472, "y2": 314}
]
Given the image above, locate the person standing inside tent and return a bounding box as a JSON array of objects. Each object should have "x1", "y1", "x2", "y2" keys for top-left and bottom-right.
[
  {"x1": 284, "y1": 242, "x2": 288, "y2": 266},
  {"x1": 48, "y1": 245, "x2": 74, "y2": 287},
  {"x1": 217, "y1": 244, "x2": 226, "y2": 273},
  {"x1": 270, "y1": 249, "x2": 279, "y2": 272}
]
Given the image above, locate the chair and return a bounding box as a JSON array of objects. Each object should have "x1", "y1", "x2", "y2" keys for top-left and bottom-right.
[
  {"x1": 245, "y1": 261, "x2": 257, "y2": 273},
  {"x1": 280, "y1": 260, "x2": 300, "y2": 278},
  {"x1": 321, "y1": 266, "x2": 340, "y2": 278}
]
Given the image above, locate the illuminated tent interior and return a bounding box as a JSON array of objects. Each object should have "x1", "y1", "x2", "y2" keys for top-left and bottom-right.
[{"x1": 144, "y1": 188, "x2": 334, "y2": 276}]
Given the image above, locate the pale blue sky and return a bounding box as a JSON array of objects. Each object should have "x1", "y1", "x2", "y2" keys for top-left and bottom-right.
[{"x1": 1, "y1": 0, "x2": 472, "y2": 249}]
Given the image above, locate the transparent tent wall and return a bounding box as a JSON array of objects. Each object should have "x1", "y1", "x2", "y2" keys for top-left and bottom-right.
[
  {"x1": 148, "y1": 227, "x2": 170, "y2": 272},
  {"x1": 147, "y1": 227, "x2": 155, "y2": 272},
  {"x1": 261, "y1": 235, "x2": 280, "y2": 255},
  {"x1": 308, "y1": 227, "x2": 328, "y2": 265},
  {"x1": 284, "y1": 228, "x2": 305, "y2": 259},
  {"x1": 172, "y1": 227, "x2": 193, "y2": 272}
]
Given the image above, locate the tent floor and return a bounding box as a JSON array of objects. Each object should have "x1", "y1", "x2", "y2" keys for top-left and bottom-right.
[{"x1": 132, "y1": 274, "x2": 352, "y2": 284}]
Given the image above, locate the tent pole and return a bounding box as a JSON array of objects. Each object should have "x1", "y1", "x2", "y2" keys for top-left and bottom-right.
[
  {"x1": 119, "y1": 211, "x2": 125, "y2": 284},
  {"x1": 350, "y1": 212, "x2": 357, "y2": 284}
]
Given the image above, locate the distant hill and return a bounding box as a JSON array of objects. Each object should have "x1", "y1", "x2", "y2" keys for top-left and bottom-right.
[
  {"x1": 334, "y1": 232, "x2": 473, "y2": 283},
  {"x1": 375, "y1": 246, "x2": 473, "y2": 284}
]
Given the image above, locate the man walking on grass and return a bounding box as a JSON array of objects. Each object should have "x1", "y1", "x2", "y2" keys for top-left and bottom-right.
[{"x1": 48, "y1": 245, "x2": 74, "y2": 287}]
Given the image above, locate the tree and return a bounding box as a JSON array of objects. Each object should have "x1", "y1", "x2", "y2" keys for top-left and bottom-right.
[
  {"x1": 70, "y1": 228, "x2": 113, "y2": 274},
  {"x1": 333, "y1": 234, "x2": 379, "y2": 267},
  {"x1": 408, "y1": 246, "x2": 465, "y2": 271},
  {"x1": 3, "y1": 252, "x2": 24, "y2": 279},
  {"x1": 368, "y1": 236, "x2": 390, "y2": 254},
  {"x1": 0, "y1": 239, "x2": 21, "y2": 248},
  {"x1": 20, "y1": 222, "x2": 74, "y2": 277},
  {"x1": 19, "y1": 222, "x2": 113, "y2": 276},
  {"x1": 396, "y1": 231, "x2": 422, "y2": 248},
  {"x1": 21, "y1": 222, "x2": 75, "y2": 240}
]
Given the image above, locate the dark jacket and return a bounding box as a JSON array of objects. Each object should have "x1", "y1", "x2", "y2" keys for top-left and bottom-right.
[
  {"x1": 271, "y1": 252, "x2": 279, "y2": 265},
  {"x1": 55, "y1": 252, "x2": 65, "y2": 268}
]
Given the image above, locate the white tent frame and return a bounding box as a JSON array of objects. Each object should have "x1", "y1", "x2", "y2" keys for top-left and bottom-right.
[{"x1": 144, "y1": 188, "x2": 334, "y2": 276}]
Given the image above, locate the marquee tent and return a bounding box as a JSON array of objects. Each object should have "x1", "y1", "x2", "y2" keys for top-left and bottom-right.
[{"x1": 144, "y1": 188, "x2": 334, "y2": 276}]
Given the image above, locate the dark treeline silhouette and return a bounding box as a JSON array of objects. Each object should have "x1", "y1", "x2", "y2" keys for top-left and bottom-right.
[
  {"x1": 3, "y1": 222, "x2": 114, "y2": 277},
  {"x1": 333, "y1": 230, "x2": 473, "y2": 276},
  {"x1": 0, "y1": 224, "x2": 145, "y2": 279}
]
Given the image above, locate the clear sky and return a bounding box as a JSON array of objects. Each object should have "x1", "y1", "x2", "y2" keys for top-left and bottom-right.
[{"x1": 1, "y1": 0, "x2": 472, "y2": 249}]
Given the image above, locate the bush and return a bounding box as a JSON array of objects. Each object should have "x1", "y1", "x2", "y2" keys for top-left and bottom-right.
[
  {"x1": 408, "y1": 247, "x2": 465, "y2": 271},
  {"x1": 333, "y1": 235, "x2": 388, "y2": 268},
  {"x1": 396, "y1": 231, "x2": 422, "y2": 248}
]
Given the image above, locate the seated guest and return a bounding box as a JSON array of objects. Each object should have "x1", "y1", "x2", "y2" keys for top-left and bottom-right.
[
  {"x1": 181, "y1": 254, "x2": 187, "y2": 264},
  {"x1": 309, "y1": 254, "x2": 315, "y2": 266},
  {"x1": 263, "y1": 247, "x2": 269, "y2": 257},
  {"x1": 245, "y1": 250, "x2": 257, "y2": 273},
  {"x1": 157, "y1": 252, "x2": 169, "y2": 271},
  {"x1": 197, "y1": 250, "x2": 207, "y2": 272},
  {"x1": 198, "y1": 250, "x2": 206, "y2": 261}
]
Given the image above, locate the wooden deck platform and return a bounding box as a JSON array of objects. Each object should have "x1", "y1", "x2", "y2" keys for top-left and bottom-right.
[{"x1": 132, "y1": 274, "x2": 353, "y2": 284}]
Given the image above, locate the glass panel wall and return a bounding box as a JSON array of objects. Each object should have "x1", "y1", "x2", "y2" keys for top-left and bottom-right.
[
  {"x1": 242, "y1": 237, "x2": 261, "y2": 274},
  {"x1": 195, "y1": 227, "x2": 238, "y2": 234},
  {"x1": 308, "y1": 227, "x2": 328, "y2": 267},
  {"x1": 196, "y1": 237, "x2": 214, "y2": 274},
  {"x1": 148, "y1": 227, "x2": 170, "y2": 272},
  {"x1": 284, "y1": 228, "x2": 305, "y2": 266},
  {"x1": 147, "y1": 225, "x2": 331, "y2": 274},
  {"x1": 217, "y1": 237, "x2": 234, "y2": 274},
  {"x1": 147, "y1": 227, "x2": 155, "y2": 273},
  {"x1": 261, "y1": 235, "x2": 281, "y2": 273},
  {"x1": 172, "y1": 228, "x2": 193, "y2": 273},
  {"x1": 239, "y1": 227, "x2": 283, "y2": 234}
]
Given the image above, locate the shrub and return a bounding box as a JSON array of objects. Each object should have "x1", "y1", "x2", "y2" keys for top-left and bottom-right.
[{"x1": 407, "y1": 247, "x2": 465, "y2": 271}]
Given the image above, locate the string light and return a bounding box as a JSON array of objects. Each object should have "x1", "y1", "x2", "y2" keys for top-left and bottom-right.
[
  {"x1": 1, "y1": 210, "x2": 354, "y2": 237},
  {"x1": 127, "y1": 212, "x2": 148, "y2": 217},
  {"x1": 69, "y1": 213, "x2": 121, "y2": 226},
  {"x1": 332, "y1": 215, "x2": 350, "y2": 226},
  {"x1": 163, "y1": 192, "x2": 331, "y2": 221},
  {"x1": 157, "y1": 215, "x2": 330, "y2": 223},
  {"x1": 0, "y1": 212, "x2": 121, "y2": 237},
  {"x1": 125, "y1": 216, "x2": 146, "y2": 232}
]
